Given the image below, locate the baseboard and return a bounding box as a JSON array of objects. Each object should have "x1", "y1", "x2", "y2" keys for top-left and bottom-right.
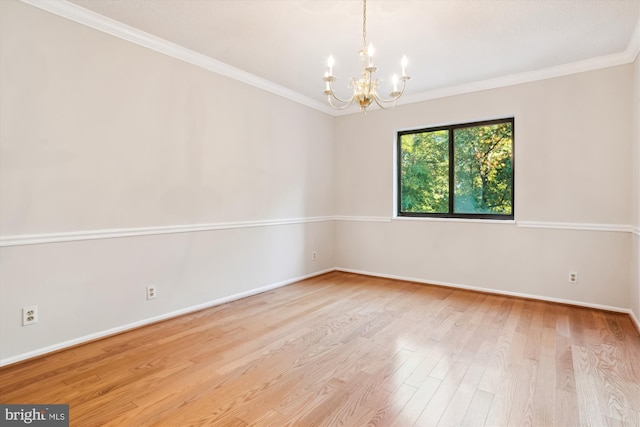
[
  {"x1": 629, "y1": 310, "x2": 640, "y2": 335},
  {"x1": 2, "y1": 266, "x2": 636, "y2": 367},
  {"x1": 0, "y1": 268, "x2": 336, "y2": 367},
  {"x1": 336, "y1": 267, "x2": 632, "y2": 314}
]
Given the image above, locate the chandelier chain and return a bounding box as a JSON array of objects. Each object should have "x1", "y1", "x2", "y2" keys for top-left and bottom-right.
[
  {"x1": 323, "y1": 0, "x2": 409, "y2": 112},
  {"x1": 362, "y1": 0, "x2": 367, "y2": 47}
]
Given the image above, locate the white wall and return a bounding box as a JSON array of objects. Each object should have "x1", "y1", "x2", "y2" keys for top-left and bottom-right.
[
  {"x1": 631, "y1": 53, "x2": 640, "y2": 324},
  {"x1": 1, "y1": 0, "x2": 638, "y2": 366},
  {"x1": 334, "y1": 65, "x2": 634, "y2": 310},
  {"x1": 0, "y1": 1, "x2": 335, "y2": 364}
]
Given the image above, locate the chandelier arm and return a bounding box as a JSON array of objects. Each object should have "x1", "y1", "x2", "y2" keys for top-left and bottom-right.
[
  {"x1": 328, "y1": 95, "x2": 356, "y2": 110},
  {"x1": 327, "y1": 79, "x2": 358, "y2": 104},
  {"x1": 325, "y1": 78, "x2": 356, "y2": 104},
  {"x1": 372, "y1": 93, "x2": 401, "y2": 106},
  {"x1": 323, "y1": 0, "x2": 409, "y2": 112},
  {"x1": 372, "y1": 96, "x2": 398, "y2": 110},
  {"x1": 371, "y1": 79, "x2": 408, "y2": 104}
]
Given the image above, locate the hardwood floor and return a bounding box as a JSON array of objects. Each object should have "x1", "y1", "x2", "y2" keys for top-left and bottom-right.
[{"x1": 1, "y1": 271, "x2": 639, "y2": 426}]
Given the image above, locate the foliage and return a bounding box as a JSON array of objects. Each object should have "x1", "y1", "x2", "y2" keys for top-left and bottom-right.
[
  {"x1": 400, "y1": 122, "x2": 513, "y2": 215},
  {"x1": 400, "y1": 130, "x2": 449, "y2": 213}
]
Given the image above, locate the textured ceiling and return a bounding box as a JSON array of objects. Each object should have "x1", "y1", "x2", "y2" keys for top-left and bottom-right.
[{"x1": 68, "y1": 0, "x2": 639, "y2": 111}]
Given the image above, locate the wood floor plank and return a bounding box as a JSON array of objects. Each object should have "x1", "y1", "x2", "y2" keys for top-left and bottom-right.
[
  {"x1": 532, "y1": 353, "x2": 556, "y2": 426},
  {"x1": 413, "y1": 360, "x2": 469, "y2": 426},
  {"x1": 437, "y1": 356, "x2": 487, "y2": 426},
  {"x1": 573, "y1": 342, "x2": 640, "y2": 425},
  {"x1": 460, "y1": 389, "x2": 494, "y2": 426},
  {"x1": 1, "y1": 271, "x2": 638, "y2": 426},
  {"x1": 360, "y1": 383, "x2": 416, "y2": 426},
  {"x1": 483, "y1": 330, "x2": 528, "y2": 426},
  {"x1": 506, "y1": 356, "x2": 538, "y2": 426},
  {"x1": 391, "y1": 377, "x2": 441, "y2": 426}
]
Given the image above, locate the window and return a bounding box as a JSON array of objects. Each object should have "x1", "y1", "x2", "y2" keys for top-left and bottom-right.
[{"x1": 397, "y1": 118, "x2": 514, "y2": 219}]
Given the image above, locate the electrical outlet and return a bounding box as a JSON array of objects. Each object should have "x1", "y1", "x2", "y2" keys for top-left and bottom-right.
[
  {"x1": 22, "y1": 306, "x2": 38, "y2": 326},
  {"x1": 568, "y1": 272, "x2": 578, "y2": 284},
  {"x1": 312, "y1": 251, "x2": 317, "y2": 261},
  {"x1": 146, "y1": 286, "x2": 157, "y2": 300}
]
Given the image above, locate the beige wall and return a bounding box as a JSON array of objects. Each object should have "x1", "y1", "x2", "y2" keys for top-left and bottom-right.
[
  {"x1": 334, "y1": 65, "x2": 633, "y2": 309},
  {"x1": 0, "y1": 1, "x2": 335, "y2": 363},
  {"x1": 631, "y1": 53, "x2": 640, "y2": 323},
  {"x1": 1, "y1": 0, "x2": 637, "y2": 364},
  {"x1": 1, "y1": 1, "x2": 335, "y2": 234}
]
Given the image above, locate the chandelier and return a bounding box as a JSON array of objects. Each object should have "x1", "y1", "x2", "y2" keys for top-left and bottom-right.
[{"x1": 323, "y1": 0, "x2": 410, "y2": 112}]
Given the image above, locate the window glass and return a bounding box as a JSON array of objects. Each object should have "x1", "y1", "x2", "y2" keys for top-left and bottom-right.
[{"x1": 398, "y1": 118, "x2": 514, "y2": 219}]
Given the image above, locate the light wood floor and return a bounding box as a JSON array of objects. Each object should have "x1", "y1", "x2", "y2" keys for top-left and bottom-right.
[{"x1": 1, "y1": 272, "x2": 639, "y2": 426}]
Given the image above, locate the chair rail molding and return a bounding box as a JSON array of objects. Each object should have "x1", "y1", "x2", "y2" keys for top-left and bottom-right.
[{"x1": 0, "y1": 217, "x2": 334, "y2": 247}]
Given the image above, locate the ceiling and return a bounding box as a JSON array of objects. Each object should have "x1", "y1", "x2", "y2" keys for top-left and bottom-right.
[{"x1": 63, "y1": 0, "x2": 639, "y2": 114}]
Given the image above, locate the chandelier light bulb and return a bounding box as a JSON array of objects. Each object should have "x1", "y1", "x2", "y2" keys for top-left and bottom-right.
[
  {"x1": 327, "y1": 55, "x2": 334, "y2": 76},
  {"x1": 322, "y1": 0, "x2": 410, "y2": 112}
]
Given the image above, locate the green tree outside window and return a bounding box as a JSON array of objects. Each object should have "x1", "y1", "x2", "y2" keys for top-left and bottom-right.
[{"x1": 398, "y1": 118, "x2": 514, "y2": 219}]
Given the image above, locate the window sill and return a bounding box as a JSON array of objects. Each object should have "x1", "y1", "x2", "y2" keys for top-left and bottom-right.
[{"x1": 392, "y1": 216, "x2": 516, "y2": 225}]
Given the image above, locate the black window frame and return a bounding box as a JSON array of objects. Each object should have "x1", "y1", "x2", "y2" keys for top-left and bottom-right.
[{"x1": 397, "y1": 117, "x2": 515, "y2": 220}]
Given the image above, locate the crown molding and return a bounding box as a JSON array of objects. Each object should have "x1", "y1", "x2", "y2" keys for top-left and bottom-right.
[
  {"x1": 343, "y1": 15, "x2": 640, "y2": 115},
  {"x1": 396, "y1": 50, "x2": 636, "y2": 109},
  {"x1": 18, "y1": 0, "x2": 337, "y2": 116},
  {"x1": 16, "y1": 0, "x2": 640, "y2": 117},
  {"x1": 627, "y1": 16, "x2": 640, "y2": 61}
]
